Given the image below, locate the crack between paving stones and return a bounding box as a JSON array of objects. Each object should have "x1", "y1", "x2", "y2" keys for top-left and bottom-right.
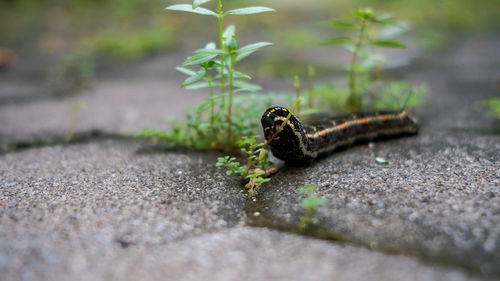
[
  {"x1": 243, "y1": 195, "x2": 499, "y2": 279},
  {"x1": 0, "y1": 130, "x2": 142, "y2": 154}
]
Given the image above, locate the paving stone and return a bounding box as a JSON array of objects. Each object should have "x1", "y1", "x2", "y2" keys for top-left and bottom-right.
[
  {"x1": 257, "y1": 131, "x2": 499, "y2": 274},
  {"x1": 0, "y1": 78, "x2": 205, "y2": 150},
  {"x1": 0, "y1": 140, "x2": 246, "y2": 280},
  {"x1": 0, "y1": 221, "x2": 487, "y2": 281}
]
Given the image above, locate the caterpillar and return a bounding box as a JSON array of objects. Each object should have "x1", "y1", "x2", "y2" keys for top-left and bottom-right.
[{"x1": 261, "y1": 107, "x2": 418, "y2": 165}]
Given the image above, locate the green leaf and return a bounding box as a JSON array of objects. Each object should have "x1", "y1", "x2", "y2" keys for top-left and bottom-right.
[
  {"x1": 235, "y1": 42, "x2": 273, "y2": 61},
  {"x1": 310, "y1": 218, "x2": 319, "y2": 225},
  {"x1": 181, "y1": 69, "x2": 207, "y2": 87},
  {"x1": 318, "y1": 19, "x2": 357, "y2": 29},
  {"x1": 200, "y1": 60, "x2": 220, "y2": 68},
  {"x1": 372, "y1": 16, "x2": 401, "y2": 27},
  {"x1": 205, "y1": 93, "x2": 228, "y2": 100},
  {"x1": 205, "y1": 42, "x2": 217, "y2": 49},
  {"x1": 482, "y1": 98, "x2": 500, "y2": 117},
  {"x1": 371, "y1": 40, "x2": 407, "y2": 49},
  {"x1": 301, "y1": 197, "x2": 327, "y2": 209},
  {"x1": 192, "y1": 0, "x2": 211, "y2": 9},
  {"x1": 298, "y1": 184, "x2": 317, "y2": 194},
  {"x1": 233, "y1": 80, "x2": 261, "y2": 92},
  {"x1": 224, "y1": 6, "x2": 275, "y2": 16},
  {"x1": 236, "y1": 42, "x2": 273, "y2": 54},
  {"x1": 227, "y1": 38, "x2": 238, "y2": 52},
  {"x1": 166, "y1": 4, "x2": 217, "y2": 16},
  {"x1": 175, "y1": 66, "x2": 196, "y2": 76},
  {"x1": 322, "y1": 37, "x2": 353, "y2": 45},
  {"x1": 222, "y1": 25, "x2": 236, "y2": 47},
  {"x1": 195, "y1": 48, "x2": 227, "y2": 55},
  {"x1": 216, "y1": 158, "x2": 225, "y2": 166},
  {"x1": 352, "y1": 8, "x2": 374, "y2": 20},
  {"x1": 182, "y1": 52, "x2": 219, "y2": 66},
  {"x1": 379, "y1": 25, "x2": 407, "y2": 39},
  {"x1": 195, "y1": 100, "x2": 212, "y2": 113},
  {"x1": 375, "y1": 157, "x2": 390, "y2": 164},
  {"x1": 232, "y1": 71, "x2": 251, "y2": 79},
  {"x1": 184, "y1": 81, "x2": 210, "y2": 90}
]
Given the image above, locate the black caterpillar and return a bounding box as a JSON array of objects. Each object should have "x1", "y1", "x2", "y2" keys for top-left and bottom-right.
[{"x1": 261, "y1": 107, "x2": 418, "y2": 165}]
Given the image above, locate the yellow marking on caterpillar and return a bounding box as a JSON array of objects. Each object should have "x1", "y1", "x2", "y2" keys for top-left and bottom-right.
[
  {"x1": 357, "y1": 118, "x2": 368, "y2": 124},
  {"x1": 318, "y1": 129, "x2": 327, "y2": 137},
  {"x1": 378, "y1": 114, "x2": 390, "y2": 121},
  {"x1": 336, "y1": 123, "x2": 347, "y2": 130}
]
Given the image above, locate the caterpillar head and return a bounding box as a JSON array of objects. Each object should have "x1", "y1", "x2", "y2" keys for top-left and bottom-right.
[
  {"x1": 261, "y1": 107, "x2": 292, "y2": 141},
  {"x1": 261, "y1": 106, "x2": 311, "y2": 164}
]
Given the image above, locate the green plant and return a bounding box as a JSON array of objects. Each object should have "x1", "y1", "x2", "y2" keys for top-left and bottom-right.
[
  {"x1": 369, "y1": 81, "x2": 427, "y2": 111},
  {"x1": 65, "y1": 101, "x2": 87, "y2": 142},
  {"x1": 482, "y1": 98, "x2": 500, "y2": 118},
  {"x1": 137, "y1": 92, "x2": 290, "y2": 150},
  {"x1": 298, "y1": 184, "x2": 327, "y2": 230},
  {"x1": 216, "y1": 136, "x2": 274, "y2": 199},
  {"x1": 166, "y1": 0, "x2": 275, "y2": 149},
  {"x1": 317, "y1": 8, "x2": 424, "y2": 112},
  {"x1": 216, "y1": 98, "x2": 301, "y2": 198}
]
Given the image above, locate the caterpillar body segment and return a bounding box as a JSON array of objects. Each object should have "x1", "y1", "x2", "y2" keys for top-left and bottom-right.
[{"x1": 261, "y1": 107, "x2": 418, "y2": 165}]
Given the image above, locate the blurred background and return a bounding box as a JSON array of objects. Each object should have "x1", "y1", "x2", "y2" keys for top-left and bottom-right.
[{"x1": 0, "y1": 0, "x2": 499, "y2": 101}]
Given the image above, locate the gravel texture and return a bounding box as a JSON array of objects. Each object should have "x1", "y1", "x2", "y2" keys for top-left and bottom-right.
[{"x1": 0, "y1": 140, "x2": 246, "y2": 280}]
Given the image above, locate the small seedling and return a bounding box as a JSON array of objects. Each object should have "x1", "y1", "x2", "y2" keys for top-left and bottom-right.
[
  {"x1": 216, "y1": 136, "x2": 275, "y2": 199},
  {"x1": 482, "y1": 98, "x2": 500, "y2": 118},
  {"x1": 316, "y1": 8, "x2": 425, "y2": 112},
  {"x1": 298, "y1": 184, "x2": 327, "y2": 230},
  {"x1": 217, "y1": 98, "x2": 301, "y2": 199},
  {"x1": 65, "y1": 100, "x2": 87, "y2": 142}
]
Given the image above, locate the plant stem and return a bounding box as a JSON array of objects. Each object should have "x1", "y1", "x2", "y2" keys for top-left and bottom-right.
[
  {"x1": 307, "y1": 65, "x2": 315, "y2": 108},
  {"x1": 299, "y1": 208, "x2": 313, "y2": 231},
  {"x1": 294, "y1": 75, "x2": 301, "y2": 115},
  {"x1": 205, "y1": 67, "x2": 215, "y2": 128},
  {"x1": 247, "y1": 185, "x2": 255, "y2": 199},
  {"x1": 216, "y1": 0, "x2": 226, "y2": 106},
  {"x1": 348, "y1": 17, "x2": 367, "y2": 110},
  {"x1": 226, "y1": 53, "x2": 235, "y2": 147},
  {"x1": 245, "y1": 146, "x2": 255, "y2": 174}
]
